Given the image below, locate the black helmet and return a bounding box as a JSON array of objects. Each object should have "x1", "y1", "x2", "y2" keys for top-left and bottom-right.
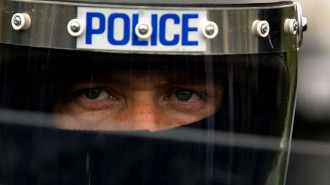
[{"x1": 0, "y1": 0, "x2": 307, "y2": 184}]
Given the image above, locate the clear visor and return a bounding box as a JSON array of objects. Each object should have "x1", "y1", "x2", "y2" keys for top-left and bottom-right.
[{"x1": 0, "y1": 44, "x2": 297, "y2": 185}]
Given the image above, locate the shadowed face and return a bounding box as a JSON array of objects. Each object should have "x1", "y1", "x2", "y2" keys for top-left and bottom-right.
[{"x1": 52, "y1": 60, "x2": 224, "y2": 131}]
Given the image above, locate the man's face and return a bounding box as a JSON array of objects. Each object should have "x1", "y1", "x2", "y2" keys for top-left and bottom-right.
[{"x1": 52, "y1": 62, "x2": 223, "y2": 131}]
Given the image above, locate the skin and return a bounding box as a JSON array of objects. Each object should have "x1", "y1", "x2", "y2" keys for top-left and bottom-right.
[{"x1": 53, "y1": 70, "x2": 223, "y2": 132}]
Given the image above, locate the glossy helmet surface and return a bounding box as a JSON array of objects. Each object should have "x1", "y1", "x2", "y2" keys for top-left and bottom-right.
[{"x1": 0, "y1": 0, "x2": 305, "y2": 184}]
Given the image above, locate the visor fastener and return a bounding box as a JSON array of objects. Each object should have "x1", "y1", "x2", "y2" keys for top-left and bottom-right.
[
  {"x1": 284, "y1": 18, "x2": 298, "y2": 35},
  {"x1": 294, "y1": 23, "x2": 298, "y2": 32},
  {"x1": 11, "y1": 13, "x2": 31, "y2": 31},
  {"x1": 261, "y1": 24, "x2": 269, "y2": 34},
  {"x1": 71, "y1": 22, "x2": 80, "y2": 33},
  {"x1": 252, "y1": 20, "x2": 270, "y2": 38},
  {"x1": 302, "y1": 17, "x2": 308, "y2": 32},
  {"x1": 201, "y1": 21, "x2": 219, "y2": 39},
  {"x1": 295, "y1": 2, "x2": 307, "y2": 47},
  {"x1": 205, "y1": 25, "x2": 215, "y2": 36},
  {"x1": 138, "y1": 24, "x2": 148, "y2": 35},
  {"x1": 14, "y1": 16, "x2": 21, "y2": 26},
  {"x1": 67, "y1": 19, "x2": 84, "y2": 37},
  {"x1": 135, "y1": 21, "x2": 153, "y2": 40}
]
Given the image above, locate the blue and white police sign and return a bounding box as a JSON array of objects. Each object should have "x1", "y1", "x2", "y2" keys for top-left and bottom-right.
[{"x1": 77, "y1": 7, "x2": 207, "y2": 52}]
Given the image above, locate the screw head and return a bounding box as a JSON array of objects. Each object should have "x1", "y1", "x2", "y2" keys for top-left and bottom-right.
[
  {"x1": 67, "y1": 19, "x2": 84, "y2": 37},
  {"x1": 135, "y1": 22, "x2": 153, "y2": 40},
  {"x1": 14, "y1": 16, "x2": 21, "y2": 26},
  {"x1": 205, "y1": 25, "x2": 215, "y2": 36},
  {"x1": 70, "y1": 22, "x2": 80, "y2": 33},
  {"x1": 138, "y1": 24, "x2": 148, "y2": 35},
  {"x1": 261, "y1": 24, "x2": 269, "y2": 34},
  {"x1": 293, "y1": 22, "x2": 298, "y2": 32},
  {"x1": 252, "y1": 20, "x2": 269, "y2": 38},
  {"x1": 202, "y1": 21, "x2": 218, "y2": 39}
]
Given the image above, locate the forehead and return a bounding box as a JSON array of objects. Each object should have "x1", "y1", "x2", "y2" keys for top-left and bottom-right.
[
  {"x1": 61, "y1": 53, "x2": 219, "y2": 71},
  {"x1": 53, "y1": 54, "x2": 227, "y2": 84},
  {"x1": 81, "y1": 60, "x2": 216, "y2": 84}
]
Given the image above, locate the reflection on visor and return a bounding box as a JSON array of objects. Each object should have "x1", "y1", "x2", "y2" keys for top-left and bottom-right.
[
  {"x1": 0, "y1": 44, "x2": 291, "y2": 135},
  {"x1": 0, "y1": 44, "x2": 295, "y2": 185},
  {"x1": 0, "y1": 45, "x2": 290, "y2": 134}
]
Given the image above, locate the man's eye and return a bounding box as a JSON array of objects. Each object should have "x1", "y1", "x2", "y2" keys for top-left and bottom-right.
[
  {"x1": 82, "y1": 88, "x2": 109, "y2": 100},
  {"x1": 172, "y1": 90, "x2": 200, "y2": 102}
]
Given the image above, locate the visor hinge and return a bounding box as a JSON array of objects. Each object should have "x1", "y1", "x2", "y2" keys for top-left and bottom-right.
[{"x1": 295, "y1": 2, "x2": 308, "y2": 48}]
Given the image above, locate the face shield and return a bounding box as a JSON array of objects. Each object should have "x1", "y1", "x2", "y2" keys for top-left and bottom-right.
[{"x1": 0, "y1": 0, "x2": 307, "y2": 184}]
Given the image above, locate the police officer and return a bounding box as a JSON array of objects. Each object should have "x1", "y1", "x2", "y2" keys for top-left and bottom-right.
[{"x1": 0, "y1": 0, "x2": 307, "y2": 184}]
